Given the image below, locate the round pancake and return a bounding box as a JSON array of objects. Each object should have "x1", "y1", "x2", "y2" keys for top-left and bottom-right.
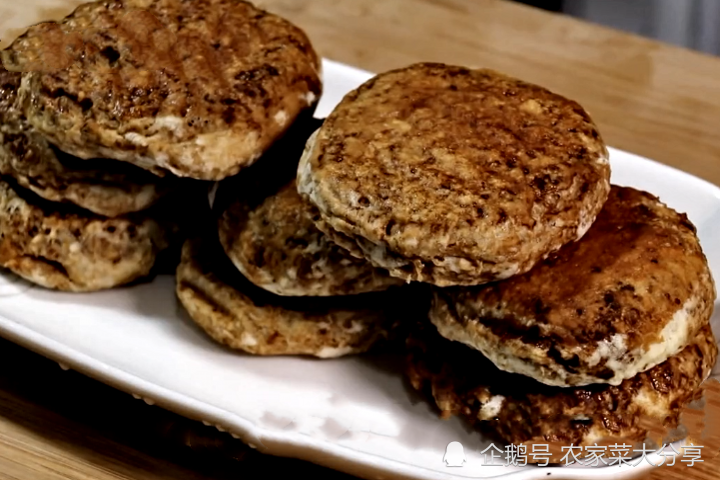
[
  {"x1": 176, "y1": 235, "x2": 405, "y2": 357},
  {"x1": 430, "y1": 186, "x2": 716, "y2": 387},
  {"x1": 3, "y1": 0, "x2": 322, "y2": 180},
  {"x1": 219, "y1": 179, "x2": 404, "y2": 297},
  {"x1": 406, "y1": 318, "x2": 717, "y2": 457},
  {"x1": 0, "y1": 67, "x2": 174, "y2": 217},
  {"x1": 0, "y1": 178, "x2": 173, "y2": 291},
  {"x1": 297, "y1": 63, "x2": 610, "y2": 286}
]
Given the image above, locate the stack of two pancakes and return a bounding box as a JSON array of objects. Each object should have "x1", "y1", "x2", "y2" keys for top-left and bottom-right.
[
  {"x1": 0, "y1": 66, "x2": 179, "y2": 292},
  {"x1": 296, "y1": 64, "x2": 718, "y2": 454},
  {"x1": 0, "y1": 0, "x2": 327, "y2": 293},
  {"x1": 176, "y1": 116, "x2": 414, "y2": 358},
  {"x1": 410, "y1": 187, "x2": 717, "y2": 454}
]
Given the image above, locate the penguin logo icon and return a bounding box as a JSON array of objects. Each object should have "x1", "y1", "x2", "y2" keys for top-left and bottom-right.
[{"x1": 443, "y1": 441, "x2": 466, "y2": 467}]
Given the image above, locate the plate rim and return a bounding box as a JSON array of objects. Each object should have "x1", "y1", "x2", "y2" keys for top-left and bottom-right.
[
  {"x1": 0, "y1": 58, "x2": 715, "y2": 480},
  {"x1": 0, "y1": 303, "x2": 665, "y2": 480}
]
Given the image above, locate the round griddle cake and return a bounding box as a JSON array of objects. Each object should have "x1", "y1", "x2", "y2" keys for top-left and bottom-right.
[
  {"x1": 0, "y1": 67, "x2": 174, "y2": 217},
  {"x1": 219, "y1": 179, "x2": 404, "y2": 297},
  {"x1": 176, "y1": 235, "x2": 406, "y2": 357},
  {"x1": 2, "y1": 0, "x2": 322, "y2": 180},
  {"x1": 297, "y1": 63, "x2": 610, "y2": 286},
  {"x1": 0, "y1": 179, "x2": 173, "y2": 291},
  {"x1": 430, "y1": 186, "x2": 716, "y2": 387},
  {"x1": 406, "y1": 318, "x2": 717, "y2": 454}
]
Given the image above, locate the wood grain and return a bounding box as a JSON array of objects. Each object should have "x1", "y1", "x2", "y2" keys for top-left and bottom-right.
[{"x1": 1, "y1": 1, "x2": 720, "y2": 480}]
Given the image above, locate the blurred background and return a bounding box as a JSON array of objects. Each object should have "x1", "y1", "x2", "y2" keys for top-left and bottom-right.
[{"x1": 515, "y1": 0, "x2": 720, "y2": 56}]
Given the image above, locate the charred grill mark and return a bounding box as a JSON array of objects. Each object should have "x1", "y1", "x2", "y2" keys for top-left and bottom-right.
[{"x1": 180, "y1": 280, "x2": 232, "y2": 316}]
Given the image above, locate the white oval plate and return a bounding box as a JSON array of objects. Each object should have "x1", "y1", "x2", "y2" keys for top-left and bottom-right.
[{"x1": 0, "y1": 59, "x2": 717, "y2": 480}]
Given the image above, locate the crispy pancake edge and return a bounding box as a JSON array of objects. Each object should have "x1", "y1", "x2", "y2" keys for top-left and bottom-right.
[
  {"x1": 176, "y1": 236, "x2": 405, "y2": 357},
  {"x1": 429, "y1": 186, "x2": 716, "y2": 387},
  {"x1": 219, "y1": 179, "x2": 405, "y2": 297},
  {"x1": 406, "y1": 318, "x2": 717, "y2": 452},
  {"x1": 0, "y1": 178, "x2": 171, "y2": 291}
]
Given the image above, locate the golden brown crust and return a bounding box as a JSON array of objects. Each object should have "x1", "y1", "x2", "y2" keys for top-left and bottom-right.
[
  {"x1": 176, "y1": 235, "x2": 407, "y2": 357},
  {"x1": 406, "y1": 318, "x2": 717, "y2": 451},
  {"x1": 298, "y1": 63, "x2": 610, "y2": 286},
  {"x1": 219, "y1": 179, "x2": 404, "y2": 297},
  {"x1": 430, "y1": 186, "x2": 716, "y2": 387},
  {"x1": 3, "y1": 0, "x2": 322, "y2": 180},
  {"x1": 0, "y1": 179, "x2": 172, "y2": 291},
  {"x1": 0, "y1": 67, "x2": 175, "y2": 217}
]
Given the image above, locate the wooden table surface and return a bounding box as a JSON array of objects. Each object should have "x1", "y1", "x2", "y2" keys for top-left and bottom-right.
[{"x1": 1, "y1": 1, "x2": 720, "y2": 480}]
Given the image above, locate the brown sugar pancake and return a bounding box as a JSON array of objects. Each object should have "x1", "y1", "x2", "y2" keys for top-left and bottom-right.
[
  {"x1": 219, "y1": 179, "x2": 404, "y2": 297},
  {"x1": 2, "y1": 0, "x2": 322, "y2": 180},
  {"x1": 176, "y1": 235, "x2": 407, "y2": 357},
  {"x1": 297, "y1": 62, "x2": 610, "y2": 286},
  {"x1": 0, "y1": 178, "x2": 173, "y2": 292},
  {"x1": 406, "y1": 317, "x2": 717, "y2": 453},
  {"x1": 0, "y1": 66, "x2": 174, "y2": 217},
  {"x1": 430, "y1": 186, "x2": 716, "y2": 387}
]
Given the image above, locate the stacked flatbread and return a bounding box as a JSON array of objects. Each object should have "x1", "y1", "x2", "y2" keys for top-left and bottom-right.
[
  {"x1": 177, "y1": 114, "x2": 413, "y2": 358},
  {"x1": 0, "y1": 63, "x2": 179, "y2": 291},
  {"x1": 2, "y1": 0, "x2": 716, "y2": 456},
  {"x1": 295, "y1": 64, "x2": 717, "y2": 452},
  {"x1": 0, "y1": 0, "x2": 322, "y2": 292}
]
